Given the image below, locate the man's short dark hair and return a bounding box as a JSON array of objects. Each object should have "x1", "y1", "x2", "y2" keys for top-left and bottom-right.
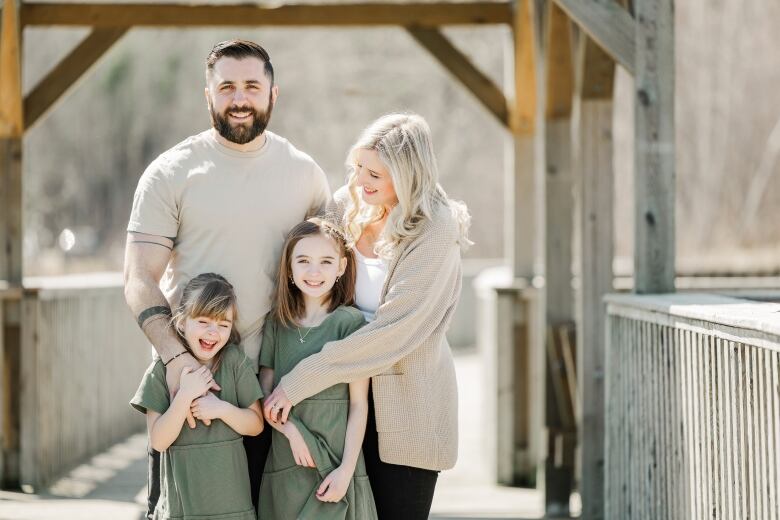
[{"x1": 206, "y1": 39, "x2": 274, "y2": 84}]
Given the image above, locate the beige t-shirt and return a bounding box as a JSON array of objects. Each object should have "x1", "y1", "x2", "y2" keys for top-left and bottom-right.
[{"x1": 128, "y1": 129, "x2": 330, "y2": 366}]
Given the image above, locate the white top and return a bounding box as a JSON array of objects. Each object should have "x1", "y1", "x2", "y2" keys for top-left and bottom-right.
[{"x1": 354, "y1": 248, "x2": 388, "y2": 322}]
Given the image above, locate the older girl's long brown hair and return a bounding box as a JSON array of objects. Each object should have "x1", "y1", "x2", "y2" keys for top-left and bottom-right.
[{"x1": 272, "y1": 218, "x2": 356, "y2": 328}]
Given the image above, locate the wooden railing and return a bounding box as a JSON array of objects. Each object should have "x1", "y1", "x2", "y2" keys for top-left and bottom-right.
[
  {"x1": 1, "y1": 275, "x2": 149, "y2": 490},
  {"x1": 605, "y1": 293, "x2": 780, "y2": 520}
]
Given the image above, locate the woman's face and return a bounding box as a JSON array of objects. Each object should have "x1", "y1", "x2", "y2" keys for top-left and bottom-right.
[
  {"x1": 290, "y1": 234, "x2": 347, "y2": 303},
  {"x1": 355, "y1": 149, "x2": 398, "y2": 210}
]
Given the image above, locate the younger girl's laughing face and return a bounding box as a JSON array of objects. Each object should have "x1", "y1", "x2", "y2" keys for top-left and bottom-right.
[{"x1": 182, "y1": 309, "x2": 234, "y2": 364}]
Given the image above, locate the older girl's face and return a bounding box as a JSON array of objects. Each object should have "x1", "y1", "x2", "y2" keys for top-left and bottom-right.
[{"x1": 355, "y1": 149, "x2": 398, "y2": 210}]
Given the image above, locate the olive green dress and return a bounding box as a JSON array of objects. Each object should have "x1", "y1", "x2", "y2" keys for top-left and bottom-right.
[
  {"x1": 131, "y1": 344, "x2": 264, "y2": 520},
  {"x1": 258, "y1": 306, "x2": 377, "y2": 520}
]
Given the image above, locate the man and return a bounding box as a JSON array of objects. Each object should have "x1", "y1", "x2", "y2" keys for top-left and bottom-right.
[{"x1": 124, "y1": 39, "x2": 330, "y2": 517}]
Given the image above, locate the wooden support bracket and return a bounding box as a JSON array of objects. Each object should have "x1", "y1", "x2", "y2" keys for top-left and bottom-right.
[
  {"x1": 24, "y1": 27, "x2": 127, "y2": 130},
  {"x1": 407, "y1": 27, "x2": 508, "y2": 128},
  {"x1": 552, "y1": 0, "x2": 635, "y2": 74}
]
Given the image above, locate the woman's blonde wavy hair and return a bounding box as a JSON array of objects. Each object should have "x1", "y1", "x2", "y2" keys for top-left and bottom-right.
[{"x1": 344, "y1": 113, "x2": 472, "y2": 258}]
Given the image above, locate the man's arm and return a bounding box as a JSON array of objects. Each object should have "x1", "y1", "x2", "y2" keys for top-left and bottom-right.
[{"x1": 123, "y1": 231, "x2": 218, "y2": 427}]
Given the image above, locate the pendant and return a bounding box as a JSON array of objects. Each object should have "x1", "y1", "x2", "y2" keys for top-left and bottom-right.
[{"x1": 299, "y1": 338, "x2": 305, "y2": 343}]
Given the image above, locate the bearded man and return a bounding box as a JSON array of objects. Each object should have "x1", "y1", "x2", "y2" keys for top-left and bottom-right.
[{"x1": 123, "y1": 40, "x2": 330, "y2": 518}]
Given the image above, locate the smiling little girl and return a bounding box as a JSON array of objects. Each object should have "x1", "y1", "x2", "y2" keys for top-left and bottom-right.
[
  {"x1": 258, "y1": 218, "x2": 377, "y2": 520},
  {"x1": 131, "y1": 273, "x2": 264, "y2": 520}
]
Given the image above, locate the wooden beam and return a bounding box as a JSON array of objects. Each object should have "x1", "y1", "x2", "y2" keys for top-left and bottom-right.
[
  {"x1": 573, "y1": 28, "x2": 615, "y2": 520},
  {"x1": 552, "y1": 0, "x2": 635, "y2": 74},
  {"x1": 407, "y1": 27, "x2": 508, "y2": 128},
  {"x1": 0, "y1": 0, "x2": 23, "y2": 286},
  {"x1": 512, "y1": 0, "x2": 536, "y2": 136},
  {"x1": 544, "y1": 3, "x2": 574, "y2": 119},
  {"x1": 533, "y1": 1, "x2": 576, "y2": 512},
  {"x1": 634, "y1": 0, "x2": 675, "y2": 293},
  {"x1": 0, "y1": 0, "x2": 23, "y2": 138},
  {"x1": 24, "y1": 28, "x2": 127, "y2": 130},
  {"x1": 21, "y1": 2, "x2": 512, "y2": 27}
]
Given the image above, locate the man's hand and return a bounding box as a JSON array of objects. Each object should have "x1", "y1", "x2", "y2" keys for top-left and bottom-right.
[
  {"x1": 263, "y1": 385, "x2": 292, "y2": 424},
  {"x1": 166, "y1": 352, "x2": 220, "y2": 427}
]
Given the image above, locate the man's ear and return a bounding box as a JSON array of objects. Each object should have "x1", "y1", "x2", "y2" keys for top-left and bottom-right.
[{"x1": 271, "y1": 84, "x2": 279, "y2": 104}]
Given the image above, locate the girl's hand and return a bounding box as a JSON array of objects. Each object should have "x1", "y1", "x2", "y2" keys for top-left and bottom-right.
[
  {"x1": 190, "y1": 392, "x2": 226, "y2": 422},
  {"x1": 178, "y1": 366, "x2": 211, "y2": 401},
  {"x1": 316, "y1": 466, "x2": 351, "y2": 503},
  {"x1": 283, "y1": 422, "x2": 315, "y2": 468}
]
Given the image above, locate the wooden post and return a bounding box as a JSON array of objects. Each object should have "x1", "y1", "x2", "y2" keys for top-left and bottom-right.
[
  {"x1": 573, "y1": 26, "x2": 616, "y2": 520},
  {"x1": 532, "y1": 0, "x2": 576, "y2": 513},
  {"x1": 0, "y1": 0, "x2": 23, "y2": 285},
  {"x1": 0, "y1": 0, "x2": 24, "y2": 490},
  {"x1": 634, "y1": 0, "x2": 675, "y2": 293}
]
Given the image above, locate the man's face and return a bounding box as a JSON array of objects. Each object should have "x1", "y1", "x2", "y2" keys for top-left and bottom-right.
[{"x1": 206, "y1": 57, "x2": 277, "y2": 144}]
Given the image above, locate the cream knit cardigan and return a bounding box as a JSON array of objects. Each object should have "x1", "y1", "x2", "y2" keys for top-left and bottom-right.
[{"x1": 279, "y1": 187, "x2": 463, "y2": 471}]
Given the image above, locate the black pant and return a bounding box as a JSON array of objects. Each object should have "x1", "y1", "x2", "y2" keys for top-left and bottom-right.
[
  {"x1": 363, "y1": 394, "x2": 439, "y2": 520},
  {"x1": 146, "y1": 427, "x2": 271, "y2": 518}
]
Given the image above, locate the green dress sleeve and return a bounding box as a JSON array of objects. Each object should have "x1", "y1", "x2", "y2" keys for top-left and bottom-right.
[
  {"x1": 130, "y1": 361, "x2": 170, "y2": 415},
  {"x1": 258, "y1": 318, "x2": 276, "y2": 370},
  {"x1": 233, "y1": 349, "x2": 265, "y2": 408},
  {"x1": 339, "y1": 307, "x2": 367, "y2": 339}
]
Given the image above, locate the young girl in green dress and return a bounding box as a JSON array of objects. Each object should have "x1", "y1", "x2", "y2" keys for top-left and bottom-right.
[
  {"x1": 131, "y1": 273, "x2": 264, "y2": 520},
  {"x1": 258, "y1": 218, "x2": 377, "y2": 520}
]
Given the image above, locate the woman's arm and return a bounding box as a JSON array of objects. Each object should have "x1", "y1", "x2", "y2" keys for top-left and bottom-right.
[
  {"x1": 271, "y1": 217, "x2": 460, "y2": 413},
  {"x1": 190, "y1": 394, "x2": 264, "y2": 436},
  {"x1": 316, "y1": 378, "x2": 370, "y2": 502}
]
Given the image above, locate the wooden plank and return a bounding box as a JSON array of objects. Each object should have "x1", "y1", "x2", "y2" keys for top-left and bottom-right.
[
  {"x1": 633, "y1": 0, "x2": 675, "y2": 294},
  {"x1": 574, "y1": 26, "x2": 614, "y2": 520},
  {"x1": 21, "y1": 2, "x2": 512, "y2": 27},
  {"x1": 544, "y1": 3, "x2": 573, "y2": 120},
  {"x1": 552, "y1": 0, "x2": 634, "y2": 74},
  {"x1": 0, "y1": 0, "x2": 22, "y2": 138},
  {"x1": 24, "y1": 27, "x2": 127, "y2": 130},
  {"x1": 406, "y1": 27, "x2": 508, "y2": 128},
  {"x1": 0, "y1": 0, "x2": 23, "y2": 287},
  {"x1": 19, "y1": 293, "x2": 38, "y2": 491}
]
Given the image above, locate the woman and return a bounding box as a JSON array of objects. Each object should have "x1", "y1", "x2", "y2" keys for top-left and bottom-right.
[{"x1": 264, "y1": 113, "x2": 471, "y2": 518}]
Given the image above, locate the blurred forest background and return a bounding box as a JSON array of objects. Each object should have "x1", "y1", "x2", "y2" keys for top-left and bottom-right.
[{"x1": 18, "y1": 0, "x2": 780, "y2": 276}]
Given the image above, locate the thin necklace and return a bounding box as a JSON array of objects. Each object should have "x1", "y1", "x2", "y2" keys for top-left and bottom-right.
[{"x1": 297, "y1": 326, "x2": 313, "y2": 343}]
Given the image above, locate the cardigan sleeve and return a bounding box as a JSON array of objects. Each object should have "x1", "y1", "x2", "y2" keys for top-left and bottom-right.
[{"x1": 279, "y1": 215, "x2": 460, "y2": 405}]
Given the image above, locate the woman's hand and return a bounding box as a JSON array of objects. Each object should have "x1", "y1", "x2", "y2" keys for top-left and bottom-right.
[
  {"x1": 283, "y1": 422, "x2": 315, "y2": 468},
  {"x1": 178, "y1": 366, "x2": 212, "y2": 402},
  {"x1": 190, "y1": 392, "x2": 227, "y2": 422},
  {"x1": 263, "y1": 386, "x2": 292, "y2": 424},
  {"x1": 316, "y1": 465, "x2": 351, "y2": 502}
]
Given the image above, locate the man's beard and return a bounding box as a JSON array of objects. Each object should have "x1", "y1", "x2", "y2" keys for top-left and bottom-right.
[{"x1": 210, "y1": 97, "x2": 273, "y2": 145}]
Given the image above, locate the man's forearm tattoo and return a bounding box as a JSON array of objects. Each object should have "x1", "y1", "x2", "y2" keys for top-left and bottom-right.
[{"x1": 137, "y1": 305, "x2": 172, "y2": 329}]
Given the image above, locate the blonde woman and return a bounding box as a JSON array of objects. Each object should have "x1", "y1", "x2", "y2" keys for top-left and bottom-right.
[{"x1": 264, "y1": 113, "x2": 470, "y2": 518}]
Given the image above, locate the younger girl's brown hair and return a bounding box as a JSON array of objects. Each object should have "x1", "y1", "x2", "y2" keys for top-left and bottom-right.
[
  {"x1": 272, "y1": 218, "x2": 357, "y2": 328},
  {"x1": 172, "y1": 273, "x2": 241, "y2": 372}
]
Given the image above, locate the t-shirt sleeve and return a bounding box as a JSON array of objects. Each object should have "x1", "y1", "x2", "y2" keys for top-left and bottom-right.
[
  {"x1": 340, "y1": 309, "x2": 367, "y2": 339},
  {"x1": 258, "y1": 319, "x2": 276, "y2": 369},
  {"x1": 127, "y1": 156, "x2": 179, "y2": 238},
  {"x1": 130, "y1": 361, "x2": 170, "y2": 415},
  {"x1": 307, "y1": 161, "x2": 332, "y2": 218},
  {"x1": 232, "y1": 351, "x2": 264, "y2": 408}
]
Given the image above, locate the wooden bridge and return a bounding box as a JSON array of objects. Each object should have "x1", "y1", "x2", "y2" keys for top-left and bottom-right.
[{"x1": 1, "y1": 1, "x2": 778, "y2": 519}]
